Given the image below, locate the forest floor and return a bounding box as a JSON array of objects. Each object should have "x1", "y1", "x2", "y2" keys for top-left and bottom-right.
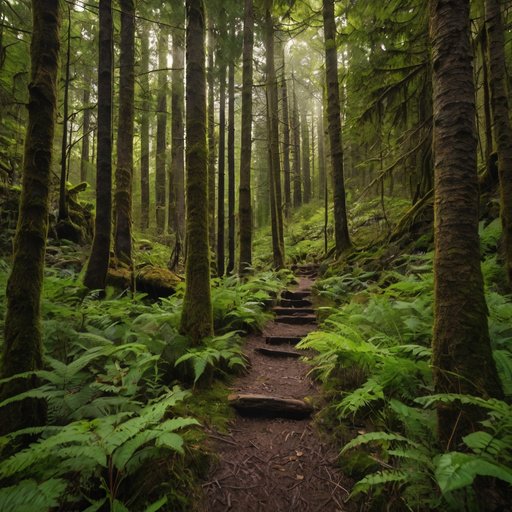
[{"x1": 202, "y1": 273, "x2": 354, "y2": 512}]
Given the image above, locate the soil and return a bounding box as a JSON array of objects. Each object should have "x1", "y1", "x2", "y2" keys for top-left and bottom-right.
[{"x1": 201, "y1": 274, "x2": 354, "y2": 512}]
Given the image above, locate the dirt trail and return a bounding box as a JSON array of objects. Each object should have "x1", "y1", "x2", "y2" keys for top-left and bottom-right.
[{"x1": 202, "y1": 270, "x2": 353, "y2": 511}]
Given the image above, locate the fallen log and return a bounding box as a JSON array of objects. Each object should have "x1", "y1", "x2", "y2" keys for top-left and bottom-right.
[
  {"x1": 255, "y1": 347, "x2": 302, "y2": 358},
  {"x1": 228, "y1": 393, "x2": 313, "y2": 419}
]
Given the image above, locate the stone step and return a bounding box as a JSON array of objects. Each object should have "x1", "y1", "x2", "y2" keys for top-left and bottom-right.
[
  {"x1": 265, "y1": 335, "x2": 303, "y2": 346},
  {"x1": 282, "y1": 290, "x2": 311, "y2": 300},
  {"x1": 273, "y1": 307, "x2": 315, "y2": 316},
  {"x1": 228, "y1": 393, "x2": 313, "y2": 419},
  {"x1": 255, "y1": 347, "x2": 302, "y2": 358},
  {"x1": 279, "y1": 298, "x2": 313, "y2": 308},
  {"x1": 276, "y1": 315, "x2": 316, "y2": 325}
]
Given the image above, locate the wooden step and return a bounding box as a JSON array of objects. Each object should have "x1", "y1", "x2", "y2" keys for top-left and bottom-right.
[
  {"x1": 276, "y1": 315, "x2": 316, "y2": 325},
  {"x1": 279, "y1": 298, "x2": 313, "y2": 308},
  {"x1": 273, "y1": 307, "x2": 315, "y2": 316},
  {"x1": 255, "y1": 346, "x2": 302, "y2": 358},
  {"x1": 265, "y1": 336, "x2": 303, "y2": 345},
  {"x1": 228, "y1": 393, "x2": 313, "y2": 419},
  {"x1": 282, "y1": 290, "x2": 311, "y2": 300}
]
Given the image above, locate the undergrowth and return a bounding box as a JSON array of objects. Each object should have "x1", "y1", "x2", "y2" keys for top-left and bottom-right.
[
  {"x1": 0, "y1": 257, "x2": 290, "y2": 511},
  {"x1": 301, "y1": 220, "x2": 512, "y2": 511}
]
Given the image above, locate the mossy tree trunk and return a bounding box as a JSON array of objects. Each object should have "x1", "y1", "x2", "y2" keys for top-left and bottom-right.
[
  {"x1": 113, "y1": 0, "x2": 135, "y2": 266},
  {"x1": 216, "y1": 8, "x2": 227, "y2": 277},
  {"x1": 301, "y1": 109, "x2": 311, "y2": 203},
  {"x1": 485, "y1": 0, "x2": 512, "y2": 287},
  {"x1": 139, "y1": 21, "x2": 150, "y2": 231},
  {"x1": 281, "y1": 69, "x2": 291, "y2": 218},
  {"x1": 227, "y1": 48, "x2": 236, "y2": 275},
  {"x1": 180, "y1": 0, "x2": 213, "y2": 344},
  {"x1": 430, "y1": 0, "x2": 503, "y2": 449},
  {"x1": 169, "y1": 13, "x2": 185, "y2": 262},
  {"x1": 207, "y1": 16, "x2": 216, "y2": 255},
  {"x1": 238, "y1": 0, "x2": 254, "y2": 274},
  {"x1": 0, "y1": 0, "x2": 61, "y2": 435},
  {"x1": 80, "y1": 85, "x2": 91, "y2": 183},
  {"x1": 291, "y1": 76, "x2": 302, "y2": 208},
  {"x1": 84, "y1": 0, "x2": 113, "y2": 290},
  {"x1": 155, "y1": 27, "x2": 168, "y2": 235},
  {"x1": 265, "y1": 4, "x2": 285, "y2": 269},
  {"x1": 322, "y1": 0, "x2": 351, "y2": 254}
]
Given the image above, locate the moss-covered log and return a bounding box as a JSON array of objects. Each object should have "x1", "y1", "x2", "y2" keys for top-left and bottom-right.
[{"x1": 0, "y1": 0, "x2": 61, "y2": 435}]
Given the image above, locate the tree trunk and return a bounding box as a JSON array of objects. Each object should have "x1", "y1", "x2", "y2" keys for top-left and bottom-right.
[
  {"x1": 80, "y1": 86, "x2": 91, "y2": 183},
  {"x1": 58, "y1": 6, "x2": 71, "y2": 221},
  {"x1": 281, "y1": 71, "x2": 291, "y2": 218},
  {"x1": 207, "y1": 16, "x2": 216, "y2": 255},
  {"x1": 113, "y1": 0, "x2": 135, "y2": 266},
  {"x1": 155, "y1": 28, "x2": 168, "y2": 235},
  {"x1": 238, "y1": 0, "x2": 254, "y2": 274},
  {"x1": 0, "y1": 0, "x2": 61, "y2": 435},
  {"x1": 217, "y1": 8, "x2": 227, "y2": 276},
  {"x1": 139, "y1": 21, "x2": 150, "y2": 231},
  {"x1": 84, "y1": 0, "x2": 113, "y2": 290},
  {"x1": 322, "y1": 0, "x2": 351, "y2": 253},
  {"x1": 291, "y1": 76, "x2": 302, "y2": 208},
  {"x1": 301, "y1": 109, "x2": 311, "y2": 203},
  {"x1": 485, "y1": 0, "x2": 512, "y2": 287},
  {"x1": 170, "y1": 15, "x2": 185, "y2": 257},
  {"x1": 180, "y1": 0, "x2": 213, "y2": 343},
  {"x1": 430, "y1": 0, "x2": 503, "y2": 449},
  {"x1": 317, "y1": 103, "x2": 326, "y2": 201},
  {"x1": 265, "y1": 5, "x2": 285, "y2": 269},
  {"x1": 227, "y1": 50, "x2": 236, "y2": 275}
]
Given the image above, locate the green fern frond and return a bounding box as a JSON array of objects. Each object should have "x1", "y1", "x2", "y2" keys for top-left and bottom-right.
[{"x1": 0, "y1": 478, "x2": 67, "y2": 512}]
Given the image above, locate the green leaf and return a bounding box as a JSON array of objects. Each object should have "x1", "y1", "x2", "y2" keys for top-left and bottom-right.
[
  {"x1": 0, "y1": 479, "x2": 67, "y2": 512},
  {"x1": 145, "y1": 496, "x2": 168, "y2": 512}
]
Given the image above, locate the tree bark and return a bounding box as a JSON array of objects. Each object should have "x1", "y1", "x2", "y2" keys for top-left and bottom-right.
[
  {"x1": 238, "y1": 0, "x2": 254, "y2": 274},
  {"x1": 227, "y1": 49, "x2": 236, "y2": 275},
  {"x1": 169, "y1": 15, "x2": 185, "y2": 257},
  {"x1": 84, "y1": 0, "x2": 113, "y2": 290},
  {"x1": 281, "y1": 71, "x2": 292, "y2": 218},
  {"x1": 485, "y1": 0, "x2": 512, "y2": 287},
  {"x1": 113, "y1": 0, "x2": 135, "y2": 266},
  {"x1": 139, "y1": 21, "x2": 150, "y2": 231},
  {"x1": 322, "y1": 0, "x2": 351, "y2": 253},
  {"x1": 155, "y1": 28, "x2": 168, "y2": 235},
  {"x1": 80, "y1": 85, "x2": 91, "y2": 183},
  {"x1": 207, "y1": 16, "x2": 216, "y2": 255},
  {"x1": 291, "y1": 76, "x2": 302, "y2": 208},
  {"x1": 317, "y1": 102, "x2": 326, "y2": 201},
  {"x1": 430, "y1": 0, "x2": 503, "y2": 449},
  {"x1": 180, "y1": 0, "x2": 213, "y2": 343},
  {"x1": 216, "y1": 8, "x2": 227, "y2": 276},
  {"x1": 0, "y1": 0, "x2": 61, "y2": 435}
]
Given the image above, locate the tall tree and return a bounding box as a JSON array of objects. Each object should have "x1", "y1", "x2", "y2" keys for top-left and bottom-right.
[
  {"x1": 207, "y1": 16, "x2": 216, "y2": 254},
  {"x1": 216, "y1": 8, "x2": 227, "y2": 276},
  {"x1": 317, "y1": 102, "x2": 326, "y2": 200},
  {"x1": 281, "y1": 70, "x2": 292, "y2": 217},
  {"x1": 238, "y1": 0, "x2": 254, "y2": 274},
  {"x1": 265, "y1": 3, "x2": 285, "y2": 269},
  {"x1": 0, "y1": 0, "x2": 61, "y2": 435},
  {"x1": 155, "y1": 27, "x2": 168, "y2": 235},
  {"x1": 301, "y1": 109, "x2": 311, "y2": 202},
  {"x1": 139, "y1": 21, "x2": 150, "y2": 231},
  {"x1": 113, "y1": 0, "x2": 135, "y2": 266},
  {"x1": 80, "y1": 85, "x2": 91, "y2": 183},
  {"x1": 322, "y1": 0, "x2": 351, "y2": 253},
  {"x1": 291, "y1": 75, "x2": 302, "y2": 208},
  {"x1": 84, "y1": 0, "x2": 113, "y2": 290},
  {"x1": 485, "y1": 0, "x2": 512, "y2": 287},
  {"x1": 227, "y1": 44, "x2": 236, "y2": 274},
  {"x1": 430, "y1": 0, "x2": 503, "y2": 448},
  {"x1": 181, "y1": 0, "x2": 213, "y2": 343},
  {"x1": 169, "y1": 10, "x2": 185, "y2": 267}
]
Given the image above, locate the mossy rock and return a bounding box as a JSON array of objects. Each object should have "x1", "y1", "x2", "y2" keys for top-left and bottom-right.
[{"x1": 136, "y1": 265, "x2": 181, "y2": 298}]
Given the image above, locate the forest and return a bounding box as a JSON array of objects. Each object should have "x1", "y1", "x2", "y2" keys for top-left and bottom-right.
[{"x1": 0, "y1": 0, "x2": 512, "y2": 510}]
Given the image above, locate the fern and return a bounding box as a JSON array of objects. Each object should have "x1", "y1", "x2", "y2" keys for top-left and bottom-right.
[
  {"x1": 350, "y1": 470, "x2": 409, "y2": 497},
  {"x1": 0, "y1": 478, "x2": 68, "y2": 512}
]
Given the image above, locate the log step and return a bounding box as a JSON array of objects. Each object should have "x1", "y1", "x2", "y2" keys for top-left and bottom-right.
[
  {"x1": 255, "y1": 347, "x2": 302, "y2": 358},
  {"x1": 282, "y1": 290, "x2": 311, "y2": 300},
  {"x1": 273, "y1": 307, "x2": 315, "y2": 316},
  {"x1": 266, "y1": 336, "x2": 303, "y2": 345},
  {"x1": 276, "y1": 315, "x2": 316, "y2": 325},
  {"x1": 279, "y1": 298, "x2": 312, "y2": 308},
  {"x1": 228, "y1": 393, "x2": 313, "y2": 419}
]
